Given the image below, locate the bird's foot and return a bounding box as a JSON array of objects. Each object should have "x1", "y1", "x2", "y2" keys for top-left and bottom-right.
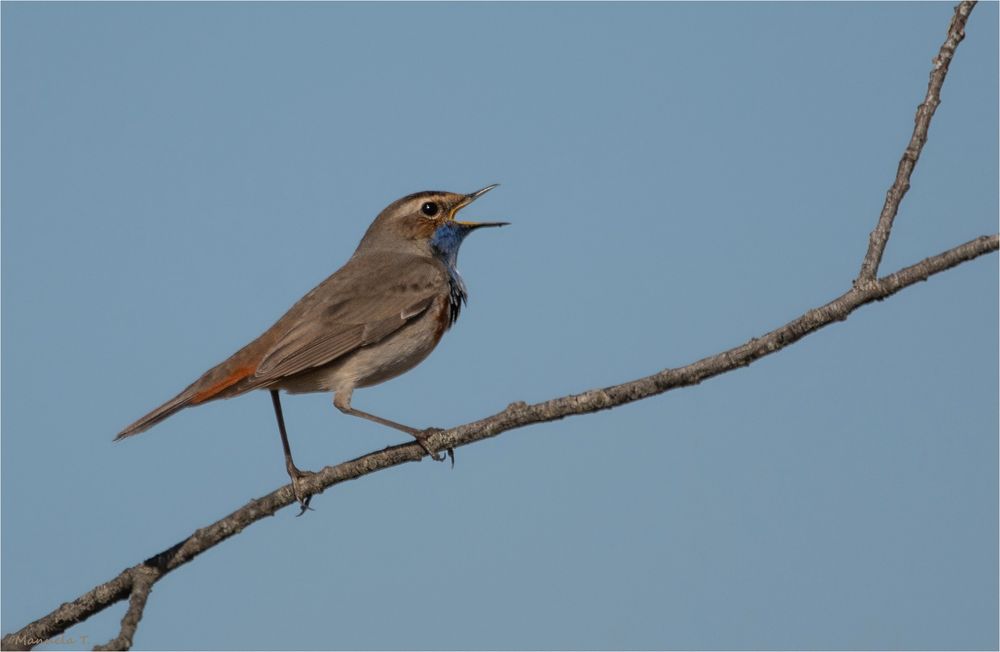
[
  {"x1": 413, "y1": 427, "x2": 455, "y2": 467},
  {"x1": 286, "y1": 466, "x2": 316, "y2": 516},
  {"x1": 413, "y1": 428, "x2": 444, "y2": 461}
]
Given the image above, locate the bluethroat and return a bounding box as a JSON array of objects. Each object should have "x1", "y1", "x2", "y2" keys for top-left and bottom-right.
[{"x1": 118, "y1": 185, "x2": 507, "y2": 510}]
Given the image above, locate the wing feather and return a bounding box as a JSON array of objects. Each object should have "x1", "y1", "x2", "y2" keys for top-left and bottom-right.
[{"x1": 253, "y1": 254, "x2": 446, "y2": 383}]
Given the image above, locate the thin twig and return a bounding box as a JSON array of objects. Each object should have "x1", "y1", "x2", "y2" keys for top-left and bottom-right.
[
  {"x1": 857, "y1": 0, "x2": 976, "y2": 282},
  {"x1": 2, "y1": 233, "x2": 996, "y2": 652},
  {"x1": 93, "y1": 568, "x2": 155, "y2": 652}
]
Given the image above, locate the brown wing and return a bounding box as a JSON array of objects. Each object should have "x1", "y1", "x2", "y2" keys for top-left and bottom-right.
[{"x1": 252, "y1": 253, "x2": 447, "y2": 384}]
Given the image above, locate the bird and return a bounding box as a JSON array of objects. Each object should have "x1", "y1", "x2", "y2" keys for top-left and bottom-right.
[{"x1": 117, "y1": 184, "x2": 507, "y2": 511}]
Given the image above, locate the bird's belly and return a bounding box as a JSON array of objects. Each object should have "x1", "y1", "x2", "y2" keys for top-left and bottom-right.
[{"x1": 275, "y1": 297, "x2": 449, "y2": 395}]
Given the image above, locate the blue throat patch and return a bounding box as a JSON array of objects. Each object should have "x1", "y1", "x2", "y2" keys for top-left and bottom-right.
[
  {"x1": 430, "y1": 222, "x2": 467, "y2": 268},
  {"x1": 430, "y1": 222, "x2": 469, "y2": 326}
]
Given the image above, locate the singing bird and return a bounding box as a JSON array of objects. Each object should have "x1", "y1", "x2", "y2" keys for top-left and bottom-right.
[{"x1": 118, "y1": 185, "x2": 507, "y2": 509}]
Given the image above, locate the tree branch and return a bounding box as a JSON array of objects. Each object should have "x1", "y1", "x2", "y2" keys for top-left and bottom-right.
[
  {"x1": 857, "y1": 0, "x2": 976, "y2": 282},
  {"x1": 2, "y1": 233, "x2": 996, "y2": 652},
  {"x1": 93, "y1": 568, "x2": 154, "y2": 652}
]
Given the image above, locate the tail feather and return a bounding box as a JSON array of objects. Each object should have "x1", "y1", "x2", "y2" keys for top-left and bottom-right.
[
  {"x1": 115, "y1": 361, "x2": 260, "y2": 440},
  {"x1": 115, "y1": 391, "x2": 196, "y2": 440}
]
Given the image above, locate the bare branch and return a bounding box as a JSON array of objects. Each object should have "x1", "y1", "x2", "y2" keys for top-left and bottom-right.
[
  {"x1": 3, "y1": 233, "x2": 996, "y2": 651},
  {"x1": 857, "y1": 0, "x2": 977, "y2": 282},
  {"x1": 92, "y1": 568, "x2": 155, "y2": 652}
]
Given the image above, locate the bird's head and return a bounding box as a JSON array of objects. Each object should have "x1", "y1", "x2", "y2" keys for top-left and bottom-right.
[{"x1": 356, "y1": 185, "x2": 508, "y2": 260}]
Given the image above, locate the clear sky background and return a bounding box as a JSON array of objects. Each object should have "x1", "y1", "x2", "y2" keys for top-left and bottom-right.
[{"x1": 2, "y1": 3, "x2": 997, "y2": 650}]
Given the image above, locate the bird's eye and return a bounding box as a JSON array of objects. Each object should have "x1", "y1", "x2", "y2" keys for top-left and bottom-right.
[{"x1": 420, "y1": 202, "x2": 440, "y2": 217}]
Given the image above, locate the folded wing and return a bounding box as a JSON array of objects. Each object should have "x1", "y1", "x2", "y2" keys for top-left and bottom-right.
[{"x1": 253, "y1": 254, "x2": 446, "y2": 384}]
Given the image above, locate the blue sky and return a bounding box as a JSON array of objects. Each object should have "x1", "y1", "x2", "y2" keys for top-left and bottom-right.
[{"x1": 2, "y1": 3, "x2": 997, "y2": 650}]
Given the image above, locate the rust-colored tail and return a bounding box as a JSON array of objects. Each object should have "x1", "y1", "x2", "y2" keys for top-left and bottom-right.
[{"x1": 115, "y1": 358, "x2": 259, "y2": 440}]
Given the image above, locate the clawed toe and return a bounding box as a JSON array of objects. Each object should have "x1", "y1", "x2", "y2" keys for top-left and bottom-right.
[
  {"x1": 287, "y1": 468, "x2": 316, "y2": 516},
  {"x1": 413, "y1": 427, "x2": 454, "y2": 464},
  {"x1": 416, "y1": 438, "x2": 445, "y2": 462}
]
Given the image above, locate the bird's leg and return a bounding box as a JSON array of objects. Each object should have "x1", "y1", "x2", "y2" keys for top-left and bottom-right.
[
  {"x1": 270, "y1": 390, "x2": 314, "y2": 515},
  {"x1": 333, "y1": 390, "x2": 453, "y2": 465}
]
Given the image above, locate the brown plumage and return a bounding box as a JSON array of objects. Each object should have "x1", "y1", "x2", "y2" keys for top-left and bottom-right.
[{"x1": 118, "y1": 186, "x2": 507, "y2": 510}]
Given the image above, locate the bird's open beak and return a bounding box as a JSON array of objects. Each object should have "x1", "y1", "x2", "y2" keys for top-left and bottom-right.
[{"x1": 453, "y1": 184, "x2": 510, "y2": 230}]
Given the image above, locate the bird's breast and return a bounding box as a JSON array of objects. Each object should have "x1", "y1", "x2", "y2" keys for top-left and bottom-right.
[{"x1": 446, "y1": 272, "x2": 468, "y2": 327}]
